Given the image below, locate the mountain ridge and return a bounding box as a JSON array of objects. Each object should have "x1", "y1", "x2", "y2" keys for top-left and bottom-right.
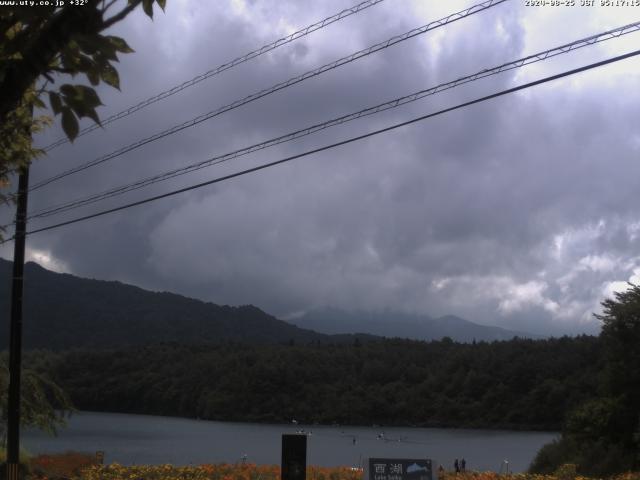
[
  {"x1": 289, "y1": 306, "x2": 541, "y2": 342},
  {"x1": 0, "y1": 258, "x2": 539, "y2": 349},
  {"x1": 0, "y1": 259, "x2": 374, "y2": 349}
]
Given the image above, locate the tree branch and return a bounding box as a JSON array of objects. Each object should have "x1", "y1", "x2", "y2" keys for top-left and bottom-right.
[{"x1": 101, "y1": 0, "x2": 143, "y2": 30}]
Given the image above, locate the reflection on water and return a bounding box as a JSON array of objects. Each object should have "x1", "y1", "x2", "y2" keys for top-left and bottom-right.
[{"x1": 23, "y1": 411, "x2": 557, "y2": 472}]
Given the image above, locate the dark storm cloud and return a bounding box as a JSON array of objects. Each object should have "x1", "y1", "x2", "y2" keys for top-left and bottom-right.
[{"x1": 3, "y1": 0, "x2": 640, "y2": 335}]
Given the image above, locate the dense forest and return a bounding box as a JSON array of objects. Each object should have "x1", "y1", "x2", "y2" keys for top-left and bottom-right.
[{"x1": 26, "y1": 335, "x2": 601, "y2": 431}]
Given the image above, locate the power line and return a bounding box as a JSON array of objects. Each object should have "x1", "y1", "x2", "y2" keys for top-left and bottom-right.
[
  {"x1": 29, "y1": 0, "x2": 508, "y2": 191},
  {"x1": 33, "y1": 0, "x2": 507, "y2": 189},
  {"x1": 8, "y1": 48, "x2": 638, "y2": 241},
  {"x1": 41, "y1": 0, "x2": 388, "y2": 152},
  {"x1": 24, "y1": 20, "x2": 640, "y2": 221}
]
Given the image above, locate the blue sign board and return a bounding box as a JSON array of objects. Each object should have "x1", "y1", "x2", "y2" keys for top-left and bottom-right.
[{"x1": 368, "y1": 458, "x2": 432, "y2": 480}]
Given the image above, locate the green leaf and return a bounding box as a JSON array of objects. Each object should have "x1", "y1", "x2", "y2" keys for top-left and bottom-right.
[
  {"x1": 142, "y1": 0, "x2": 153, "y2": 18},
  {"x1": 60, "y1": 52, "x2": 78, "y2": 72},
  {"x1": 74, "y1": 85, "x2": 103, "y2": 109},
  {"x1": 60, "y1": 43, "x2": 82, "y2": 71},
  {"x1": 75, "y1": 34, "x2": 100, "y2": 55},
  {"x1": 60, "y1": 84, "x2": 103, "y2": 110},
  {"x1": 82, "y1": 107, "x2": 101, "y2": 126},
  {"x1": 59, "y1": 84, "x2": 75, "y2": 98},
  {"x1": 48, "y1": 92, "x2": 62, "y2": 114},
  {"x1": 77, "y1": 34, "x2": 119, "y2": 61},
  {"x1": 33, "y1": 96, "x2": 46, "y2": 109},
  {"x1": 59, "y1": 85, "x2": 103, "y2": 128},
  {"x1": 86, "y1": 69, "x2": 100, "y2": 86},
  {"x1": 156, "y1": 0, "x2": 166, "y2": 11},
  {"x1": 94, "y1": 47, "x2": 117, "y2": 63},
  {"x1": 100, "y1": 63, "x2": 120, "y2": 90},
  {"x1": 106, "y1": 36, "x2": 135, "y2": 54},
  {"x1": 61, "y1": 108, "x2": 78, "y2": 141},
  {"x1": 75, "y1": 54, "x2": 95, "y2": 73}
]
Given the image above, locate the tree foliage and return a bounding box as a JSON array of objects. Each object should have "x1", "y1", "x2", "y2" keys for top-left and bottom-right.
[
  {"x1": 0, "y1": 354, "x2": 74, "y2": 447},
  {"x1": 530, "y1": 284, "x2": 640, "y2": 476},
  {"x1": 597, "y1": 283, "x2": 640, "y2": 412},
  {"x1": 0, "y1": 0, "x2": 167, "y2": 438},
  {"x1": 0, "y1": 0, "x2": 166, "y2": 205}
]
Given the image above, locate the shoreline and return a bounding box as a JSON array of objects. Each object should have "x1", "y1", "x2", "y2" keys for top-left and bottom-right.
[{"x1": 66, "y1": 409, "x2": 561, "y2": 434}]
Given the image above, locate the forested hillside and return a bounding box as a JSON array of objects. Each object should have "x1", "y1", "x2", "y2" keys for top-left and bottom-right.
[
  {"x1": 28, "y1": 335, "x2": 601, "y2": 430},
  {"x1": 0, "y1": 260, "x2": 372, "y2": 349}
]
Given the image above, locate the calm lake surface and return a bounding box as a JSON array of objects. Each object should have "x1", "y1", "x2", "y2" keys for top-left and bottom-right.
[{"x1": 23, "y1": 411, "x2": 557, "y2": 472}]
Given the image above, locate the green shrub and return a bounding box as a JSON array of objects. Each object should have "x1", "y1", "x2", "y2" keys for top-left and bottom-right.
[
  {"x1": 553, "y1": 463, "x2": 577, "y2": 480},
  {"x1": 530, "y1": 438, "x2": 576, "y2": 475},
  {"x1": 529, "y1": 436, "x2": 636, "y2": 477}
]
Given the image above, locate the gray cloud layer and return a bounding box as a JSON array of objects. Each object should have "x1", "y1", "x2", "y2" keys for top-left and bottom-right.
[{"x1": 3, "y1": 0, "x2": 640, "y2": 336}]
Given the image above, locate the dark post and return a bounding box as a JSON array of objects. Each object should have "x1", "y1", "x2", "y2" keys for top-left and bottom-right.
[
  {"x1": 281, "y1": 434, "x2": 307, "y2": 480},
  {"x1": 6, "y1": 166, "x2": 30, "y2": 480}
]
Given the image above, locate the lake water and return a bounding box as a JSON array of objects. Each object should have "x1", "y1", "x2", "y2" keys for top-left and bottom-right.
[{"x1": 23, "y1": 411, "x2": 557, "y2": 473}]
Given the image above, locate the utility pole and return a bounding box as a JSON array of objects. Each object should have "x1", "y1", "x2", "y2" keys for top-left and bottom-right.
[{"x1": 5, "y1": 165, "x2": 30, "y2": 479}]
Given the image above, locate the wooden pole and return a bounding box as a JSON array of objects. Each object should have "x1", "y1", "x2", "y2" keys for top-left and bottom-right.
[{"x1": 6, "y1": 164, "x2": 30, "y2": 480}]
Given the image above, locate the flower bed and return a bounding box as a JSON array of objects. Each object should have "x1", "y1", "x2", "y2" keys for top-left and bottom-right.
[
  {"x1": 17, "y1": 454, "x2": 640, "y2": 480},
  {"x1": 79, "y1": 463, "x2": 362, "y2": 480}
]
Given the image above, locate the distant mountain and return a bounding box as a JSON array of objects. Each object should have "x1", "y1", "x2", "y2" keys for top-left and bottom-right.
[
  {"x1": 289, "y1": 307, "x2": 541, "y2": 342},
  {"x1": 0, "y1": 259, "x2": 373, "y2": 350}
]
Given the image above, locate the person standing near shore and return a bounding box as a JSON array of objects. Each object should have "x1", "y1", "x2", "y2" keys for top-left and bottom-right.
[
  {"x1": 461, "y1": 458, "x2": 466, "y2": 472},
  {"x1": 454, "y1": 459, "x2": 460, "y2": 473}
]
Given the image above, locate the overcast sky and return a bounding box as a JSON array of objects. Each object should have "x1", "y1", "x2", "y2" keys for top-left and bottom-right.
[{"x1": 2, "y1": 0, "x2": 640, "y2": 336}]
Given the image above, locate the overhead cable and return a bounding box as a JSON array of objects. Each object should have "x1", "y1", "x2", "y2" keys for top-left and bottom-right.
[
  {"x1": 25, "y1": 21, "x2": 640, "y2": 221},
  {"x1": 8, "y1": 48, "x2": 637, "y2": 241},
  {"x1": 41, "y1": 0, "x2": 388, "y2": 151},
  {"x1": 30, "y1": 0, "x2": 509, "y2": 191}
]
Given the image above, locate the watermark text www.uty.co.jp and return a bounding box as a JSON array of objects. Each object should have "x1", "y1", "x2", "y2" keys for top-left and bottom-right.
[{"x1": 0, "y1": 0, "x2": 88, "y2": 7}]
